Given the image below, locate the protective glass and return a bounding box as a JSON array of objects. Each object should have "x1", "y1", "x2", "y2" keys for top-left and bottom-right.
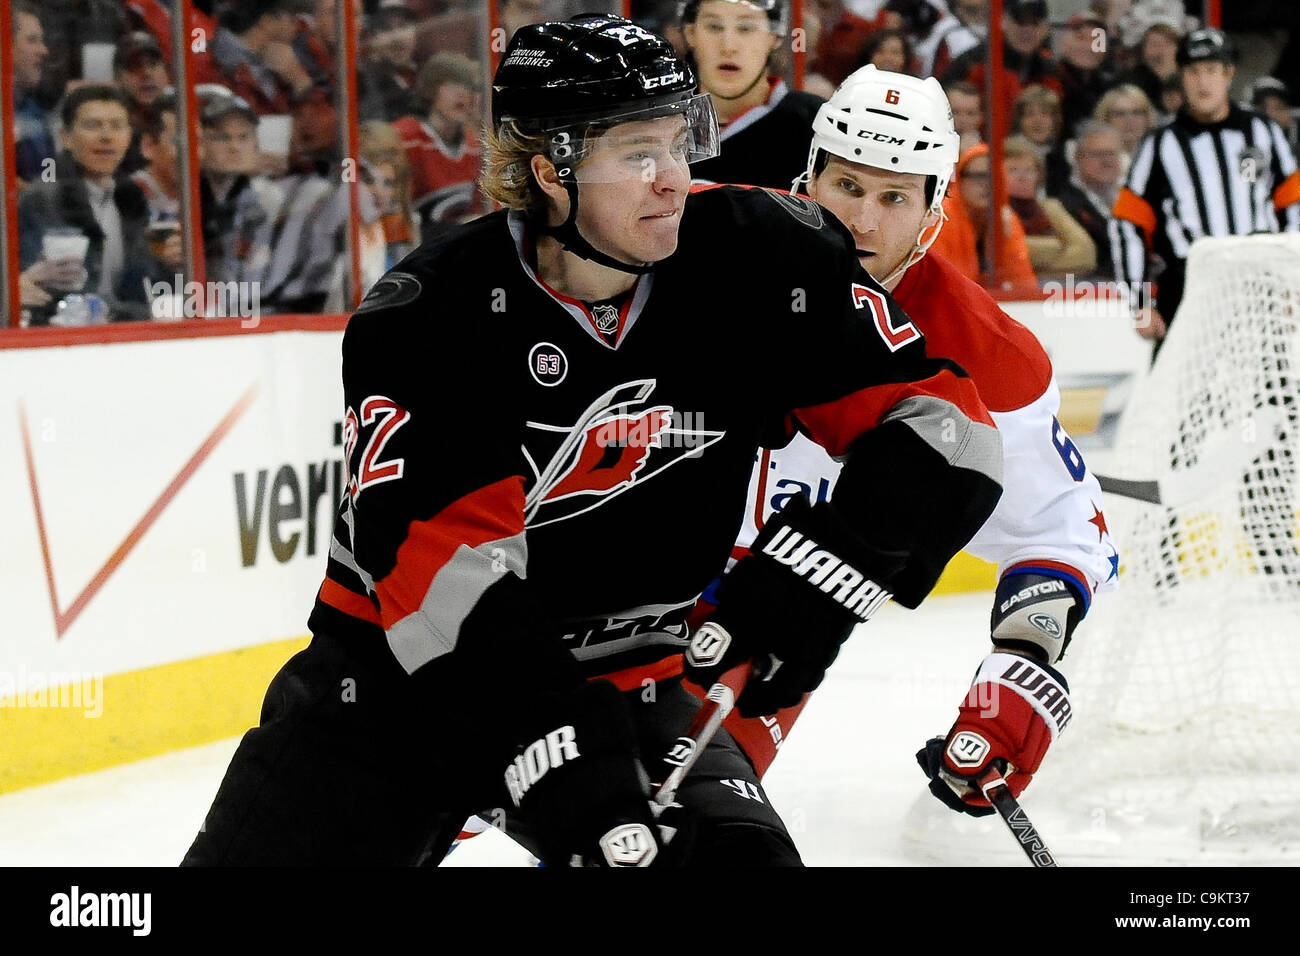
[{"x1": 546, "y1": 93, "x2": 720, "y2": 183}]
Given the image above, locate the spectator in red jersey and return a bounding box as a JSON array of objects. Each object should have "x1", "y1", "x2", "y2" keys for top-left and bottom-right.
[
  {"x1": 197, "y1": 0, "x2": 332, "y2": 118},
  {"x1": 394, "y1": 52, "x2": 486, "y2": 240},
  {"x1": 807, "y1": 0, "x2": 883, "y2": 87},
  {"x1": 942, "y1": 0, "x2": 1063, "y2": 131}
]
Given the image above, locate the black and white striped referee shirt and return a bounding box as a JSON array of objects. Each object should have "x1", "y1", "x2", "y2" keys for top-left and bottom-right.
[{"x1": 1110, "y1": 104, "x2": 1300, "y2": 306}]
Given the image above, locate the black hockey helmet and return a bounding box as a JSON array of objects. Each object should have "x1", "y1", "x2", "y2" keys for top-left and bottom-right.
[
  {"x1": 1177, "y1": 28, "x2": 1235, "y2": 68},
  {"x1": 679, "y1": 0, "x2": 788, "y2": 34},
  {"x1": 493, "y1": 15, "x2": 699, "y2": 130},
  {"x1": 490, "y1": 16, "x2": 719, "y2": 275}
]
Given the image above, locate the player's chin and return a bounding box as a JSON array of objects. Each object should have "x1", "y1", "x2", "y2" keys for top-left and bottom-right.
[{"x1": 634, "y1": 215, "x2": 682, "y2": 258}]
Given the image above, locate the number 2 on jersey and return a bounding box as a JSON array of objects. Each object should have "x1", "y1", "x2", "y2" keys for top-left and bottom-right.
[{"x1": 852, "y1": 282, "x2": 921, "y2": 351}]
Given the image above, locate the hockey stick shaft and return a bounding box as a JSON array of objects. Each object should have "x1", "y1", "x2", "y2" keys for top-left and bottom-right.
[
  {"x1": 1095, "y1": 473, "x2": 1162, "y2": 504},
  {"x1": 979, "y1": 766, "x2": 1059, "y2": 867},
  {"x1": 1095, "y1": 406, "x2": 1288, "y2": 507},
  {"x1": 654, "y1": 661, "x2": 750, "y2": 806}
]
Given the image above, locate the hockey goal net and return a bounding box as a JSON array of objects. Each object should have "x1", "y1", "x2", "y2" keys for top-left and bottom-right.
[{"x1": 908, "y1": 234, "x2": 1300, "y2": 863}]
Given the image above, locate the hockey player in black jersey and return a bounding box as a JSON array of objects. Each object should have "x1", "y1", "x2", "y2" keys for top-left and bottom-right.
[
  {"x1": 680, "y1": 0, "x2": 824, "y2": 189},
  {"x1": 182, "y1": 15, "x2": 1002, "y2": 868}
]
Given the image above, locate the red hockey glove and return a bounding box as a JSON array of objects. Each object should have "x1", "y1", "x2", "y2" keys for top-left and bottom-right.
[{"x1": 916, "y1": 652, "x2": 1072, "y2": 816}]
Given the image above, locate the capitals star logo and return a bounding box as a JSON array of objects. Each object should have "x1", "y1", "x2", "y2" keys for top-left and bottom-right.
[{"x1": 522, "y1": 380, "x2": 724, "y2": 527}]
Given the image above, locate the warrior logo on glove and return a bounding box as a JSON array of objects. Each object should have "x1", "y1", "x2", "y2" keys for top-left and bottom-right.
[
  {"x1": 600, "y1": 823, "x2": 658, "y2": 867},
  {"x1": 946, "y1": 731, "x2": 991, "y2": 768},
  {"x1": 686, "y1": 623, "x2": 732, "y2": 668}
]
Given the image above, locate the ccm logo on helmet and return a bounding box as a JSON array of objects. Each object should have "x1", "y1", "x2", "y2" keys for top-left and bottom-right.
[
  {"x1": 856, "y1": 130, "x2": 906, "y2": 145},
  {"x1": 643, "y1": 71, "x2": 686, "y2": 89}
]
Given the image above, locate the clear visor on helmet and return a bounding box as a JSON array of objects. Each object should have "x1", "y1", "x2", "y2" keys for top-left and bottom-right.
[{"x1": 545, "y1": 92, "x2": 719, "y2": 183}]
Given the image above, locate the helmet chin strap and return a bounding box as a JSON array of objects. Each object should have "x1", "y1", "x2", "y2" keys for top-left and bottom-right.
[
  {"x1": 878, "y1": 205, "x2": 948, "y2": 289},
  {"x1": 536, "y1": 179, "x2": 654, "y2": 276}
]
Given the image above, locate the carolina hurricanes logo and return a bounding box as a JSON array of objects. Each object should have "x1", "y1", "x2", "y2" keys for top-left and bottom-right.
[
  {"x1": 543, "y1": 407, "x2": 672, "y2": 502},
  {"x1": 523, "y1": 380, "x2": 725, "y2": 527}
]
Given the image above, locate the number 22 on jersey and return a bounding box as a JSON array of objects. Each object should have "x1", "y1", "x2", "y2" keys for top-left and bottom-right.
[{"x1": 343, "y1": 396, "x2": 410, "y2": 502}]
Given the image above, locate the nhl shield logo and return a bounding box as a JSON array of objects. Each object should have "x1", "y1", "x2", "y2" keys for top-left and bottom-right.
[{"x1": 592, "y1": 304, "x2": 619, "y2": 333}]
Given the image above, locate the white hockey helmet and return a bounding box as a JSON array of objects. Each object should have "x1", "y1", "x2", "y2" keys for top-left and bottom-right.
[{"x1": 795, "y1": 65, "x2": 959, "y2": 219}]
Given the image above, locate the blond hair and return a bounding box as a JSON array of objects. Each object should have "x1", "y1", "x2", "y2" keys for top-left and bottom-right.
[
  {"x1": 1093, "y1": 83, "x2": 1158, "y2": 126},
  {"x1": 479, "y1": 120, "x2": 553, "y2": 216},
  {"x1": 360, "y1": 120, "x2": 416, "y2": 231},
  {"x1": 479, "y1": 120, "x2": 612, "y2": 218},
  {"x1": 1002, "y1": 134, "x2": 1046, "y2": 182}
]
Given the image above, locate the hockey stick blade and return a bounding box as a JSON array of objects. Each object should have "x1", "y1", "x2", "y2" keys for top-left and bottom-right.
[
  {"x1": 1095, "y1": 405, "x2": 1289, "y2": 508},
  {"x1": 654, "y1": 661, "x2": 750, "y2": 807},
  {"x1": 979, "y1": 766, "x2": 1058, "y2": 868}
]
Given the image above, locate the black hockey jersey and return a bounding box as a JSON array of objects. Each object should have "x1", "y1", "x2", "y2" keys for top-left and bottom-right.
[
  {"x1": 688, "y1": 82, "x2": 823, "y2": 191},
  {"x1": 308, "y1": 185, "x2": 1002, "y2": 701}
]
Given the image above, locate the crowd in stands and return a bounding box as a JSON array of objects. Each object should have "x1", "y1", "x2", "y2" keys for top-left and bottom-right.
[{"x1": 7, "y1": 0, "x2": 1298, "y2": 324}]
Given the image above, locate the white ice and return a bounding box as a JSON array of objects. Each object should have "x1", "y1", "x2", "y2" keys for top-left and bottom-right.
[{"x1": 0, "y1": 593, "x2": 1278, "y2": 867}]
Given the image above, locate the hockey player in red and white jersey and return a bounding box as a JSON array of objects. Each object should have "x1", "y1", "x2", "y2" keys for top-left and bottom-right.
[{"x1": 692, "y1": 65, "x2": 1120, "y2": 816}]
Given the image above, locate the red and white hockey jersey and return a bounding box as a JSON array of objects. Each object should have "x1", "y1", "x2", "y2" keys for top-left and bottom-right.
[
  {"x1": 734, "y1": 250, "x2": 1119, "y2": 606},
  {"x1": 393, "y1": 116, "x2": 485, "y2": 226}
]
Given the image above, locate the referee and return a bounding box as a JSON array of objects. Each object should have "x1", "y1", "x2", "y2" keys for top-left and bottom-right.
[{"x1": 1110, "y1": 28, "x2": 1300, "y2": 352}]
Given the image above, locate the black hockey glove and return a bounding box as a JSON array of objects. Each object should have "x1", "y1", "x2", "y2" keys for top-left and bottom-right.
[
  {"x1": 503, "y1": 680, "x2": 692, "y2": 867},
  {"x1": 685, "y1": 495, "x2": 902, "y2": 718}
]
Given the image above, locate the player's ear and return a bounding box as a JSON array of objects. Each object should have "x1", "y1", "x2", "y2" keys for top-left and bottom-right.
[
  {"x1": 683, "y1": 23, "x2": 697, "y2": 49},
  {"x1": 530, "y1": 154, "x2": 569, "y2": 224}
]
